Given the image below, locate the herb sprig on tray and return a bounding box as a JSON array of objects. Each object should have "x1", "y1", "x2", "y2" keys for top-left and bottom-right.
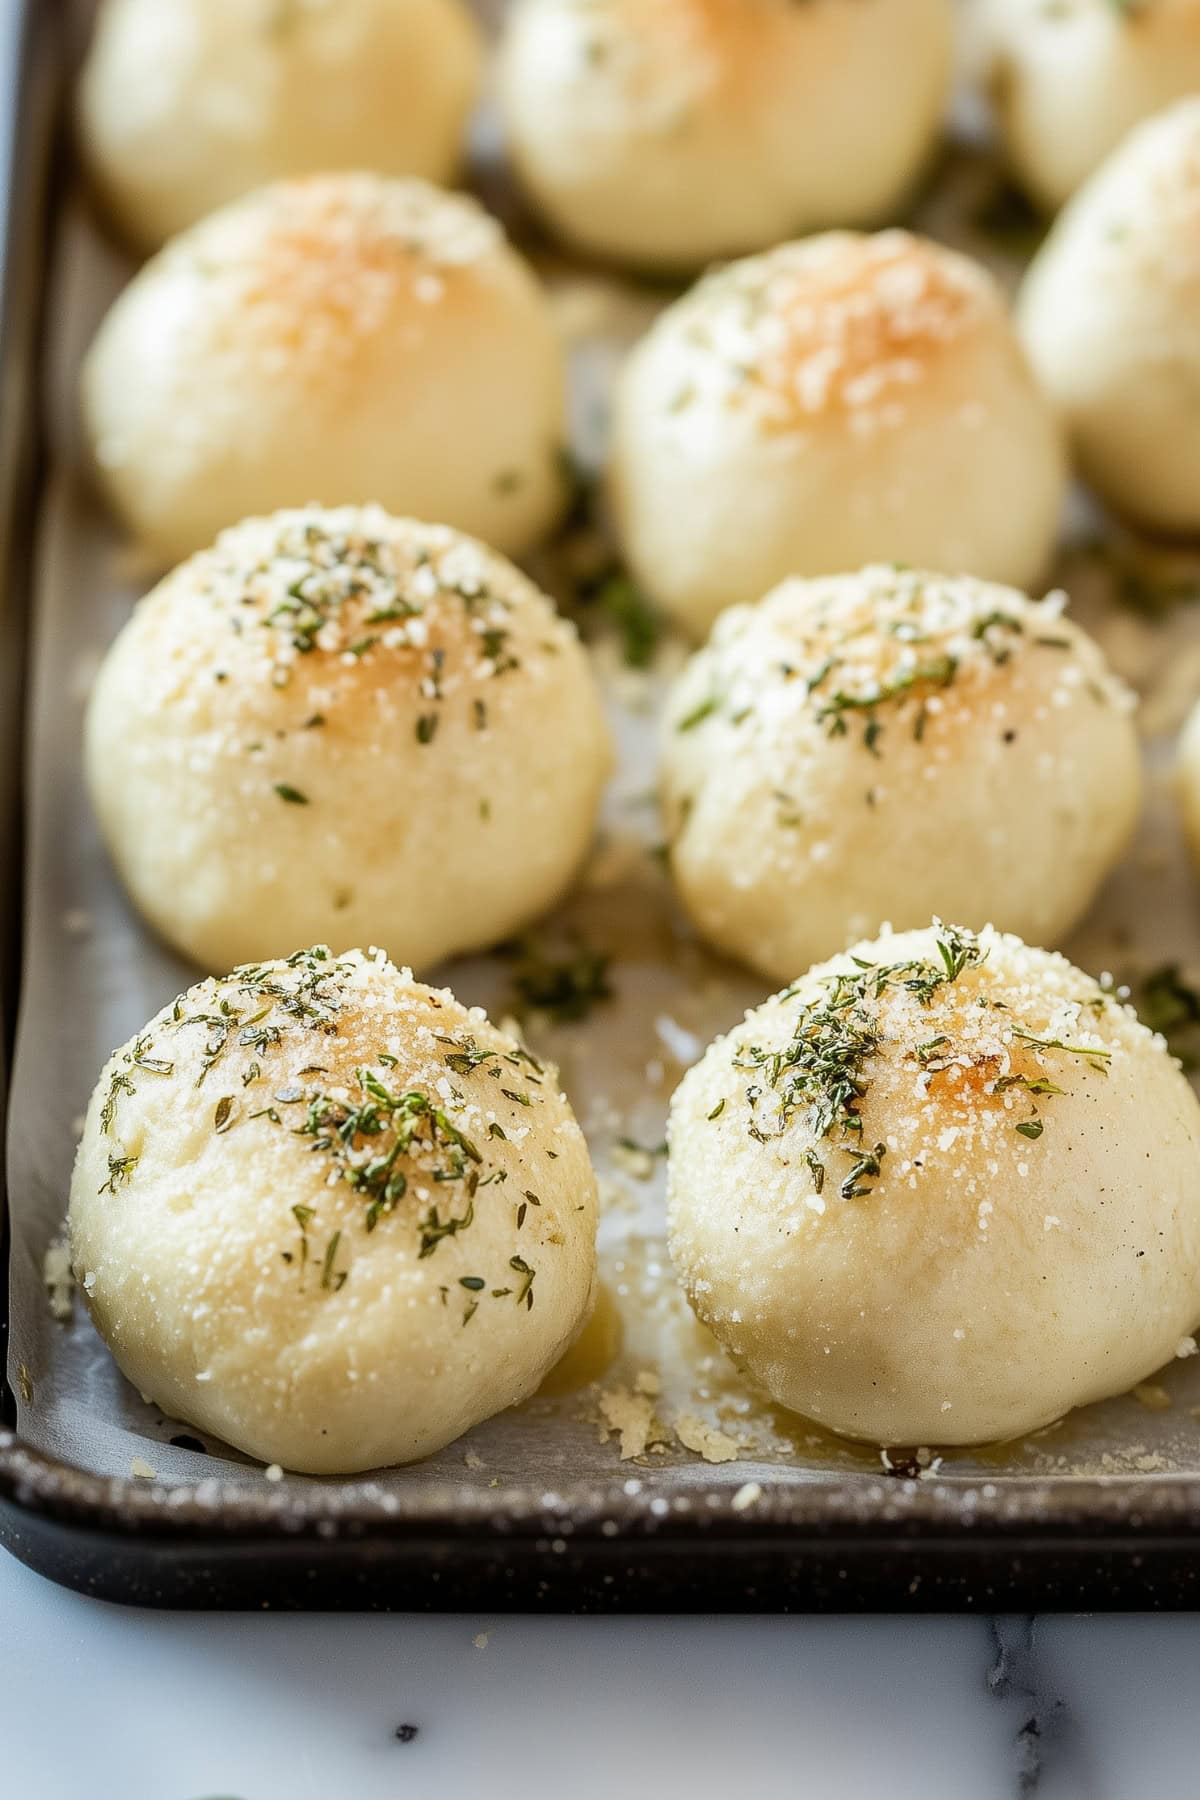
[{"x1": 505, "y1": 935, "x2": 615, "y2": 1025}]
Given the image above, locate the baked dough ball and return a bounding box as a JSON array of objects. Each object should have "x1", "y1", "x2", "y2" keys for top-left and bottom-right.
[
  {"x1": 85, "y1": 507, "x2": 611, "y2": 972},
  {"x1": 79, "y1": 0, "x2": 484, "y2": 251},
  {"x1": 611, "y1": 232, "x2": 1066, "y2": 635},
  {"x1": 1018, "y1": 99, "x2": 1200, "y2": 534},
  {"x1": 81, "y1": 174, "x2": 568, "y2": 566},
  {"x1": 661, "y1": 567, "x2": 1140, "y2": 982},
  {"x1": 668, "y1": 923, "x2": 1200, "y2": 1446},
  {"x1": 496, "y1": 0, "x2": 952, "y2": 271},
  {"x1": 981, "y1": 0, "x2": 1200, "y2": 212},
  {"x1": 69, "y1": 947, "x2": 599, "y2": 1472}
]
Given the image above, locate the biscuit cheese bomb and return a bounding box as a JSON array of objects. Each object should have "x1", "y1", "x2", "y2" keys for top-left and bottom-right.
[
  {"x1": 85, "y1": 507, "x2": 612, "y2": 973},
  {"x1": 81, "y1": 174, "x2": 568, "y2": 566},
  {"x1": 668, "y1": 923, "x2": 1200, "y2": 1447},
  {"x1": 981, "y1": 0, "x2": 1200, "y2": 212},
  {"x1": 69, "y1": 947, "x2": 599, "y2": 1473},
  {"x1": 610, "y1": 231, "x2": 1066, "y2": 636},
  {"x1": 79, "y1": 0, "x2": 484, "y2": 251},
  {"x1": 660, "y1": 566, "x2": 1141, "y2": 983},
  {"x1": 1018, "y1": 99, "x2": 1200, "y2": 535},
  {"x1": 496, "y1": 0, "x2": 953, "y2": 271}
]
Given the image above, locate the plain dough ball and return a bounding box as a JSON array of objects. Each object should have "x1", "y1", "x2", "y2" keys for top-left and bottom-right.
[
  {"x1": 79, "y1": 0, "x2": 484, "y2": 250},
  {"x1": 82, "y1": 174, "x2": 568, "y2": 566},
  {"x1": 668, "y1": 923, "x2": 1200, "y2": 1446},
  {"x1": 85, "y1": 507, "x2": 612, "y2": 972},
  {"x1": 981, "y1": 0, "x2": 1200, "y2": 211},
  {"x1": 70, "y1": 947, "x2": 599, "y2": 1473},
  {"x1": 611, "y1": 231, "x2": 1066, "y2": 636},
  {"x1": 661, "y1": 567, "x2": 1140, "y2": 982},
  {"x1": 1018, "y1": 99, "x2": 1200, "y2": 534},
  {"x1": 496, "y1": 0, "x2": 952, "y2": 271}
]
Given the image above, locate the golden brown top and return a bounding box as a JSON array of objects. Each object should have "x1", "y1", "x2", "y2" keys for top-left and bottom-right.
[
  {"x1": 557, "y1": 0, "x2": 867, "y2": 78},
  {"x1": 665, "y1": 566, "x2": 1132, "y2": 764},
  {"x1": 660, "y1": 231, "x2": 998, "y2": 431},
  {"x1": 114, "y1": 505, "x2": 573, "y2": 750},
  {"x1": 677, "y1": 924, "x2": 1156, "y2": 1223},
  {"x1": 161, "y1": 173, "x2": 506, "y2": 362}
]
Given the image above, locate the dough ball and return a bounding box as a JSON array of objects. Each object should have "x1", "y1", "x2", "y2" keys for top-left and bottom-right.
[
  {"x1": 496, "y1": 0, "x2": 952, "y2": 271},
  {"x1": 85, "y1": 507, "x2": 611, "y2": 972},
  {"x1": 668, "y1": 923, "x2": 1200, "y2": 1446},
  {"x1": 661, "y1": 567, "x2": 1140, "y2": 982},
  {"x1": 81, "y1": 174, "x2": 568, "y2": 566},
  {"x1": 79, "y1": 0, "x2": 484, "y2": 250},
  {"x1": 611, "y1": 231, "x2": 1066, "y2": 636},
  {"x1": 69, "y1": 947, "x2": 598, "y2": 1473},
  {"x1": 981, "y1": 0, "x2": 1200, "y2": 212},
  {"x1": 1018, "y1": 98, "x2": 1200, "y2": 534}
]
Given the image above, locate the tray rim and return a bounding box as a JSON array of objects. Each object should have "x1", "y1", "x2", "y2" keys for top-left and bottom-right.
[
  {"x1": 8, "y1": 0, "x2": 1200, "y2": 1609},
  {"x1": 0, "y1": 0, "x2": 62, "y2": 1434},
  {"x1": 9, "y1": 1426, "x2": 1200, "y2": 1548}
]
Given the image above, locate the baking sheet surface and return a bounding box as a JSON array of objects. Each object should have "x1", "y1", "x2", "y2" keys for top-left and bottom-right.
[{"x1": 10, "y1": 37, "x2": 1200, "y2": 1501}]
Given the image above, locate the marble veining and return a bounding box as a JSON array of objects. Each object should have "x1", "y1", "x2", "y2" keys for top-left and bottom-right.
[
  {"x1": 5, "y1": 1545, "x2": 1200, "y2": 1800},
  {"x1": 988, "y1": 1618, "x2": 1085, "y2": 1798}
]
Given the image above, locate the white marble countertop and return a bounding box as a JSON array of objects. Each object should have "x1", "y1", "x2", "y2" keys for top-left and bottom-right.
[{"x1": 3, "y1": 1550, "x2": 1199, "y2": 1799}]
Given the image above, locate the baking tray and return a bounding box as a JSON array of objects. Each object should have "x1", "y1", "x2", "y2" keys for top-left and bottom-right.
[{"x1": 10, "y1": 0, "x2": 1200, "y2": 1611}]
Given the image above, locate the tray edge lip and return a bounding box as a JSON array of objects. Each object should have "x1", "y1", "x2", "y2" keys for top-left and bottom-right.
[
  {"x1": 6, "y1": 1427, "x2": 1200, "y2": 1546},
  {"x1": 0, "y1": 0, "x2": 70, "y2": 1459},
  {"x1": 6, "y1": 5, "x2": 1200, "y2": 1568}
]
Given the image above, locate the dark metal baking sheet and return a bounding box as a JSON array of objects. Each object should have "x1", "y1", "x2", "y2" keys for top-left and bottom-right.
[{"x1": 9, "y1": 0, "x2": 1200, "y2": 1610}]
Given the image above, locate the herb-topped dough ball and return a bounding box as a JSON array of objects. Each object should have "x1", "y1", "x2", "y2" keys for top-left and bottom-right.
[
  {"x1": 79, "y1": 0, "x2": 484, "y2": 252},
  {"x1": 1018, "y1": 100, "x2": 1200, "y2": 534},
  {"x1": 661, "y1": 567, "x2": 1140, "y2": 981},
  {"x1": 981, "y1": 0, "x2": 1200, "y2": 212},
  {"x1": 69, "y1": 948, "x2": 598, "y2": 1473},
  {"x1": 81, "y1": 174, "x2": 568, "y2": 566},
  {"x1": 85, "y1": 507, "x2": 611, "y2": 973},
  {"x1": 668, "y1": 924, "x2": 1200, "y2": 1446},
  {"x1": 611, "y1": 232, "x2": 1065, "y2": 635},
  {"x1": 496, "y1": 0, "x2": 952, "y2": 271}
]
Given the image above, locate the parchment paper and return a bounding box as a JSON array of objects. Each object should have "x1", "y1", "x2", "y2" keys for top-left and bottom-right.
[{"x1": 10, "y1": 11, "x2": 1200, "y2": 1495}]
